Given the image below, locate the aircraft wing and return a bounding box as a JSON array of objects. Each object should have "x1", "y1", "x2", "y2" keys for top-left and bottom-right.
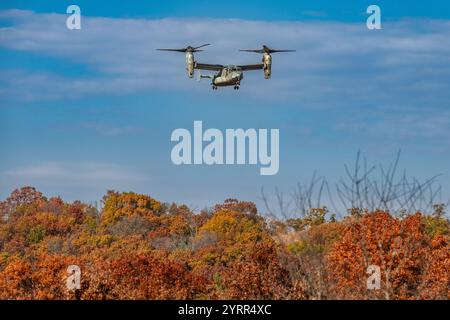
[
  {"x1": 237, "y1": 64, "x2": 264, "y2": 71},
  {"x1": 194, "y1": 63, "x2": 224, "y2": 71}
]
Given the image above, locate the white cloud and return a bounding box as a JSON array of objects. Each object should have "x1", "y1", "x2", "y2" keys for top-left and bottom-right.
[
  {"x1": 2, "y1": 162, "x2": 146, "y2": 184},
  {"x1": 82, "y1": 122, "x2": 142, "y2": 137},
  {"x1": 0, "y1": 161, "x2": 150, "y2": 203}
]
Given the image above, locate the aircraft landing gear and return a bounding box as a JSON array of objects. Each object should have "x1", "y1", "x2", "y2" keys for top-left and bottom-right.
[
  {"x1": 233, "y1": 85, "x2": 240, "y2": 90},
  {"x1": 212, "y1": 85, "x2": 217, "y2": 90}
]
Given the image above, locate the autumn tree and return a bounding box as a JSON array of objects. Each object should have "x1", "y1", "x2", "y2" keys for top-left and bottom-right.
[
  {"x1": 80, "y1": 251, "x2": 209, "y2": 300},
  {"x1": 219, "y1": 242, "x2": 305, "y2": 299},
  {"x1": 326, "y1": 211, "x2": 447, "y2": 299},
  {"x1": 0, "y1": 253, "x2": 78, "y2": 300},
  {"x1": 0, "y1": 186, "x2": 45, "y2": 221},
  {"x1": 101, "y1": 191, "x2": 163, "y2": 226}
]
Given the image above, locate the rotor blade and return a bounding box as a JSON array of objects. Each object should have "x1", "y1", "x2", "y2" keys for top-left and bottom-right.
[
  {"x1": 239, "y1": 49, "x2": 264, "y2": 53},
  {"x1": 194, "y1": 43, "x2": 211, "y2": 50},
  {"x1": 156, "y1": 48, "x2": 187, "y2": 52},
  {"x1": 239, "y1": 48, "x2": 296, "y2": 53},
  {"x1": 269, "y1": 49, "x2": 296, "y2": 53}
]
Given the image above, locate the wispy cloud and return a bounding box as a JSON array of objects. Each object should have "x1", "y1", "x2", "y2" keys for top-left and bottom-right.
[
  {"x1": 2, "y1": 162, "x2": 146, "y2": 184},
  {"x1": 301, "y1": 10, "x2": 328, "y2": 18},
  {"x1": 0, "y1": 161, "x2": 150, "y2": 203},
  {"x1": 82, "y1": 122, "x2": 142, "y2": 137}
]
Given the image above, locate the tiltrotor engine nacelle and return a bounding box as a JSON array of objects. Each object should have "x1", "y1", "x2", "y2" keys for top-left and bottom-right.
[
  {"x1": 186, "y1": 52, "x2": 195, "y2": 78},
  {"x1": 262, "y1": 53, "x2": 272, "y2": 79}
]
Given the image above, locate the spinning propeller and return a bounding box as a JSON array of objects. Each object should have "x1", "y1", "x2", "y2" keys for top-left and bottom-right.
[
  {"x1": 239, "y1": 45, "x2": 295, "y2": 54},
  {"x1": 156, "y1": 44, "x2": 210, "y2": 53}
]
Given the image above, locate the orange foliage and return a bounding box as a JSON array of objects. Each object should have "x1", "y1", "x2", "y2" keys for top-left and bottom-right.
[
  {"x1": 219, "y1": 242, "x2": 301, "y2": 299},
  {"x1": 327, "y1": 211, "x2": 448, "y2": 299},
  {"x1": 0, "y1": 253, "x2": 77, "y2": 300},
  {"x1": 420, "y1": 235, "x2": 450, "y2": 299},
  {"x1": 80, "y1": 252, "x2": 209, "y2": 300}
]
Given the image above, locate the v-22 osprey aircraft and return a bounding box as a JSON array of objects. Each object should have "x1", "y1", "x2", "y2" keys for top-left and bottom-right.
[{"x1": 157, "y1": 44, "x2": 295, "y2": 90}]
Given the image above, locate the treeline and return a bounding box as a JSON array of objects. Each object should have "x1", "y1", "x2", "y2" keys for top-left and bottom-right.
[{"x1": 0, "y1": 187, "x2": 448, "y2": 300}]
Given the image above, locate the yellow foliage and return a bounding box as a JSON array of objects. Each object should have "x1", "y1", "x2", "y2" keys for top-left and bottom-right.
[
  {"x1": 198, "y1": 209, "x2": 267, "y2": 244},
  {"x1": 101, "y1": 191, "x2": 163, "y2": 225}
]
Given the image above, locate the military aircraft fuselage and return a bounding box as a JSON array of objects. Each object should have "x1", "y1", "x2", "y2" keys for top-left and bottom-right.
[{"x1": 213, "y1": 68, "x2": 243, "y2": 87}]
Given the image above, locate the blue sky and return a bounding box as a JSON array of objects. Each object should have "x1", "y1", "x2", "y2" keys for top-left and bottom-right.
[
  {"x1": 0, "y1": 1, "x2": 449, "y2": 211},
  {"x1": 2, "y1": 0, "x2": 450, "y2": 21}
]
